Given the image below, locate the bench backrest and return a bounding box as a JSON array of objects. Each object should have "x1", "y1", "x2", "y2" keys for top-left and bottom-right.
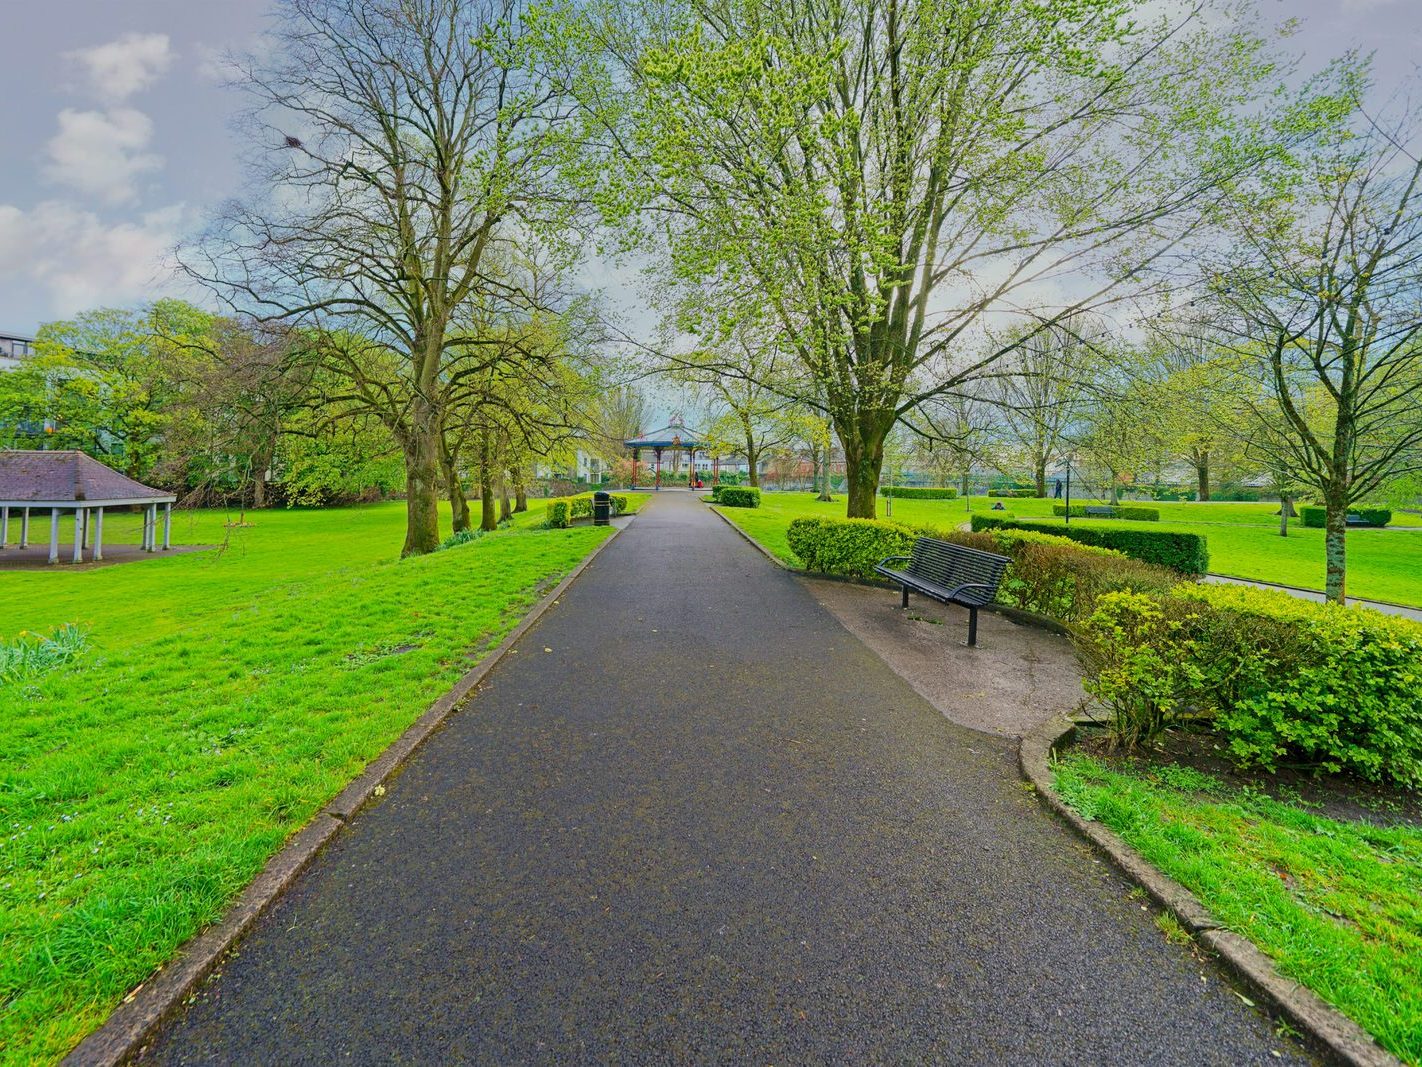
[
  {"x1": 907, "y1": 537, "x2": 1010, "y2": 604},
  {"x1": 1084, "y1": 505, "x2": 1115, "y2": 516}
]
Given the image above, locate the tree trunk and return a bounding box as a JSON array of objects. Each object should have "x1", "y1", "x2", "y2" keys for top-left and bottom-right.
[
  {"x1": 401, "y1": 400, "x2": 443, "y2": 556},
  {"x1": 1278, "y1": 493, "x2": 1291, "y2": 537},
  {"x1": 499, "y1": 475, "x2": 513, "y2": 522},
  {"x1": 746, "y1": 445, "x2": 760, "y2": 488},
  {"x1": 513, "y1": 468, "x2": 528, "y2": 513},
  {"x1": 1324, "y1": 497, "x2": 1348, "y2": 603},
  {"x1": 478, "y1": 431, "x2": 497, "y2": 533},
  {"x1": 1034, "y1": 458, "x2": 1047, "y2": 499},
  {"x1": 816, "y1": 446, "x2": 833, "y2": 502},
  {"x1": 442, "y1": 450, "x2": 471, "y2": 533},
  {"x1": 1196, "y1": 452, "x2": 1210, "y2": 502},
  {"x1": 840, "y1": 420, "x2": 888, "y2": 519}
]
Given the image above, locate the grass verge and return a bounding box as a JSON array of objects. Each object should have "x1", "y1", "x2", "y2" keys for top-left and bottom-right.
[
  {"x1": 0, "y1": 500, "x2": 612, "y2": 1064},
  {"x1": 1053, "y1": 753, "x2": 1422, "y2": 1064}
]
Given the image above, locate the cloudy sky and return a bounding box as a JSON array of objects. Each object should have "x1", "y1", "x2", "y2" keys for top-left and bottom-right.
[{"x1": 1, "y1": 0, "x2": 1420, "y2": 338}]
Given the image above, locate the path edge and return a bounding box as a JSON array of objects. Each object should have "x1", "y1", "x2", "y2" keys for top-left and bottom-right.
[
  {"x1": 62, "y1": 521, "x2": 628, "y2": 1067},
  {"x1": 1019, "y1": 716, "x2": 1400, "y2": 1067}
]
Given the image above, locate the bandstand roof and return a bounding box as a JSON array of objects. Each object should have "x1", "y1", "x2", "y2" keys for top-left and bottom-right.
[
  {"x1": 0, "y1": 450, "x2": 176, "y2": 508},
  {"x1": 625, "y1": 422, "x2": 709, "y2": 449}
]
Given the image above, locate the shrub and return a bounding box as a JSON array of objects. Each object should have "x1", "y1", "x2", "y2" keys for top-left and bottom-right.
[
  {"x1": 1076, "y1": 591, "x2": 1217, "y2": 749},
  {"x1": 879, "y1": 485, "x2": 958, "y2": 499},
  {"x1": 1, "y1": 623, "x2": 89, "y2": 685},
  {"x1": 437, "y1": 528, "x2": 483, "y2": 550},
  {"x1": 972, "y1": 516, "x2": 1208, "y2": 576},
  {"x1": 717, "y1": 486, "x2": 761, "y2": 508},
  {"x1": 714, "y1": 472, "x2": 742, "y2": 486},
  {"x1": 1051, "y1": 504, "x2": 1160, "y2": 521},
  {"x1": 1300, "y1": 505, "x2": 1392, "y2": 529},
  {"x1": 786, "y1": 517, "x2": 918, "y2": 579},
  {"x1": 545, "y1": 492, "x2": 629, "y2": 529},
  {"x1": 987, "y1": 488, "x2": 1035, "y2": 498},
  {"x1": 787, "y1": 515, "x2": 1181, "y2": 619},
  {"x1": 1078, "y1": 583, "x2": 1422, "y2": 786}
]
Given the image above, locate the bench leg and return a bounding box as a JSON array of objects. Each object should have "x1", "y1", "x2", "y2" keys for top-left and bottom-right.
[
  {"x1": 965, "y1": 604, "x2": 979, "y2": 647},
  {"x1": 901, "y1": 584, "x2": 910, "y2": 609}
]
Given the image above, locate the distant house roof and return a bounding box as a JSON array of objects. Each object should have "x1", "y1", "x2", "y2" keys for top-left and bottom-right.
[{"x1": 0, "y1": 450, "x2": 175, "y2": 507}]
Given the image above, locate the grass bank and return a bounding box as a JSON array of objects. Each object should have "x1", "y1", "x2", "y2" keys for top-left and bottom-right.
[
  {"x1": 714, "y1": 493, "x2": 1422, "y2": 606},
  {"x1": 0, "y1": 500, "x2": 620, "y2": 1064},
  {"x1": 1054, "y1": 754, "x2": 1422, "y2": 1064}
]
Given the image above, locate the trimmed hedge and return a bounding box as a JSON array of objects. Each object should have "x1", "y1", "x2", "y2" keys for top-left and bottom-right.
[
  {"x1": 786, "y1": 515, "x2": 1182, "y2": 621},
  {"x1": 987, "y1": 488, "x2": 1035, "y2": 498},
  {"x1": 1301, "y1": 505, "x2": 1391, "y2": 528},
  {"x1": 972, "y1": 515, "x2": 1208, "y2": 576},
  {"x1": 1078, "y1": 584, "x2": 1422, "y2": 786},
  {"x1": 717, "y1": 486, "x2": 761, "y2": 508},
  {"x1": 879, "y1": 485, "x2": 958, "y2": 499},
  {"x1": 546, "y1": 492, "x2": 629, "y2": 529},
  {"x1": 1051, "y1": 503, "x2": 1159, "y2": 522}
]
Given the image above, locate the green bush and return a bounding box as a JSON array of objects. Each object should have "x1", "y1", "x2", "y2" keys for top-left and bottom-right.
[
  {"x1": 972, "y1": 515, "x2": 1208, "y2": 576},
  {"x1": 1300, "y1": 505, "x2": 1392, "y2": 528},
  {"x1": 879, "y1": 485, "x2": 958, "y2": 499},
  {"x1": 786, "y1": 515, "x2": 1180, "y2": 620},
  {"x1": 545, "y1": 492, "x2": 628, "y2": 529},
  {"x1": 1, "y1": 623, "x2": 89, "y2": 685},
  {"x1": 717, "y1": 486, "x2": 761, "y2": 508},
  {"x1": 714, "y1": 472, "x2": 742, "y2": 486},
  {"x1": 1051, "y1": 504, "x2": 1160, "y2": 521},
  {"x1": 987, "y1": 488, "x2": 1035, "y2": 498},
  {"x1": 786, "y1": 517, "x2": 918, "y2": 579},
  {"x1": 437, "y1": 528, "x2": 484, "y2": 550},
  {"x1": 1078, "y1": 584, "x2": 1422, "y2": 786}
]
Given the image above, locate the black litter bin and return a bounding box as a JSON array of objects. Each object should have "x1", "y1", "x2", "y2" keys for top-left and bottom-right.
[{"x1": 592, "y1": 490, "x2": 612, "y2": 526}]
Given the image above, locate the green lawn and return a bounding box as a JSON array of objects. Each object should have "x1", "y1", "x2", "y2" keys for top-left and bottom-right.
[
  {"x1": 0, "y1": 500, "x2": 618, "y2": 1064},
  {"x1": 1054, "y1": 754, "x2": 1422, "y2": 1064},
  {"x1": 715, "y1": 493, "x2": 1422, "y2": 607}
]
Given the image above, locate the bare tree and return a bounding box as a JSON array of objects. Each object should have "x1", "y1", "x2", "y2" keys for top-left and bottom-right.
[
  {"x1": 184, "y1": 0, "x2": 579, "y2": 554},
  {"x1": 1211, "y1": 101, "x2": 1422, "y2": 601}
]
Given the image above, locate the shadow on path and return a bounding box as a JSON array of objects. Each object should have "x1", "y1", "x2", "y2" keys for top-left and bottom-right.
[{"x1": 145, "y1": 493, "x2": 1304, "y2": 1065}]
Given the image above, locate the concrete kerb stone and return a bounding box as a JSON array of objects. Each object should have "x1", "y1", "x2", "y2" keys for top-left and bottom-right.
[
  {"x1": 61, "y1": 520, "x2": 629, "y2": 1067},
  {"x1": 1019, "y1": 715, "x2": 1401, "y2": 1067}
]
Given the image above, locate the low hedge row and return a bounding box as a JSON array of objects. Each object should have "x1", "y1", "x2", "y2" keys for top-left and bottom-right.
[
  {"x1": 1051, "y1": 504, "x2": 1160, "y2": 522},
  {"x1": 879, "y1": 486, "x2": 958, "y2": 499},
  {"x1": 546, "y1": 492, "x2": 629, "y2": 529},
  {"x1": 987, "y1": 488, "x2": 1036, "y2": 498},
  {"x1": 715, "y1": 485, "x2": 761, "y2": 508},
  {"x1": 784, "y1": 516, "x2": 1180, "y2": 622},
  {"x1": 972, "y1": 515, "x2": 1208, "y2": 576},
  {"x1": 1077, "y1": 584, "x2": 1422, "y2": 786},
  {"x1": 1300, "y1": 505, "x2": 1391, "y2": 528}
]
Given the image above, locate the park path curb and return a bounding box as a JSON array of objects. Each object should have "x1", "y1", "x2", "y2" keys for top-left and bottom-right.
[
  {"x1": 62, "y1": 521, "x2": 627, "y2": 1067},
  {"x1": 1019, "y1": 717, "x2": 1401, "y2": 1067}
]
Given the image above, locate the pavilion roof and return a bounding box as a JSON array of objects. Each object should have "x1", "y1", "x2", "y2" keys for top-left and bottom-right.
[
  {"x1": 0, "y1": 450, "x2": 175, "y2": 507},
  {"x1": 624, "y1": 423, "x2": 710, "y2": 449}
]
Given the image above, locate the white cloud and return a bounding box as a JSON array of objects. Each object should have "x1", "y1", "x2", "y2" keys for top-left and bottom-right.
[
  {"x1": 65, "y1": 32, "x2": 172, "y2": 101},
  {"x1": 0, "y1": 201, "x2": 188, "y2": 317},
  {"x1": 44, "y1": 107, "x2": 163, "y2": 205}
]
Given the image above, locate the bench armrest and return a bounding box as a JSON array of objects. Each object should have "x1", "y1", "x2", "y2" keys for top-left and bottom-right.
[{"x1": 876, "y1": 555, "x2": 912, "y2": 568}]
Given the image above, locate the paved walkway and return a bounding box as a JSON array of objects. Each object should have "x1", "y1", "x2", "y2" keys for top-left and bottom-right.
[{"x1": 145, "y1": 494, "x2": 1302, "y2": 1064}]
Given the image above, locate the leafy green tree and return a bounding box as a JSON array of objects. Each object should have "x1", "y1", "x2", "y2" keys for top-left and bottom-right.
[{"x1": 582, "y1": 0, "x2": 1299, "y2": 518}]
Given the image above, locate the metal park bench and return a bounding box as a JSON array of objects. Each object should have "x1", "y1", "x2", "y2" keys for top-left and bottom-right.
[
  {"x1": 874, "y1": 537, "x2": 1011, "y2": 647},
  {"x1": 1084, "y1": 505, "x2": 1115, "y2": 517}
]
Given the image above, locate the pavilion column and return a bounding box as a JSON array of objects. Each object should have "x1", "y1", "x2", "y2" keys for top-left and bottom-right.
[
  {"x1": 140, "y1": 506, "x2": 150, "y2": 552},
  {"x1": 72, "y1": 509, "x2": 85, "y2": 564},
  {"x1": 162, "y1": 502, "x2": 172, "y2": 550},
  {"x1": 1, "y1": 505, "x2": 7, "y2": 548},
  {"x1": 93, "y1": 508, "x2": 104, "y2": 562},
  {"x1": 654, "y1": 448, "x2": 663, "y2": 490},
  {"x1": 147, "y1": 505, "x2": 157, "y2": 551},
  {"x1": 21, "y1": 507, "x2": 30, "y2": 547},
  {"x1": 48, "y1": 507, "x2": 60, "y2": 564}
]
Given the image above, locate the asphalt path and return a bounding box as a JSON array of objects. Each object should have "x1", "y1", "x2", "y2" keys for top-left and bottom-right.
[{"x1": 145, "y1": 492, "x2": 1304, "y2": 1065}]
